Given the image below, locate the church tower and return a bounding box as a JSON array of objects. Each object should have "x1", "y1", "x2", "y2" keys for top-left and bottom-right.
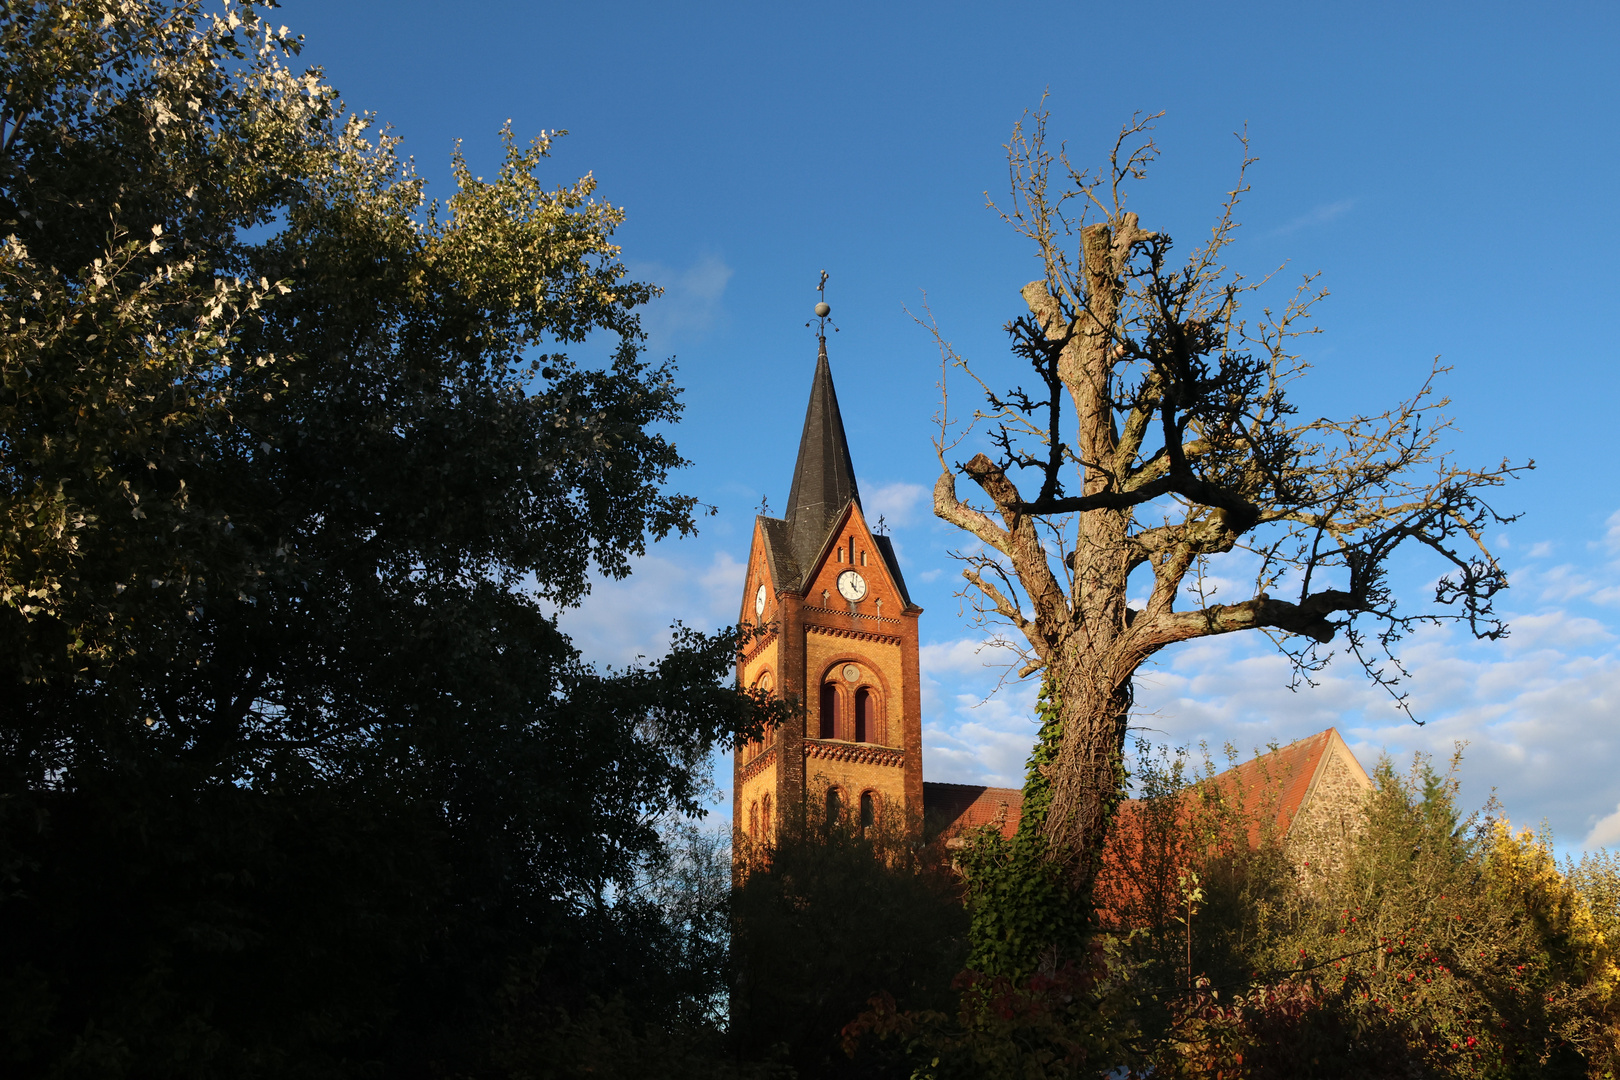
[{"x1": 733, "y1": 318, "x2": 924, "y2": 845}]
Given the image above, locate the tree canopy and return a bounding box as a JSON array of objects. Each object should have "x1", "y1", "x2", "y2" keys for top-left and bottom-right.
[{"x1": 0, "y1": 2, "x2": 776, "y2": 1075}]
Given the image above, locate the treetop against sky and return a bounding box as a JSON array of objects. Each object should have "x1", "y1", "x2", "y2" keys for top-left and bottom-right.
[{"x1": 278, "y1": 0, "x2": 1620, "y2": 848}]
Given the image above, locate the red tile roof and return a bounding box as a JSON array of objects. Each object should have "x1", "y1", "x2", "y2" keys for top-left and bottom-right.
[
  {"x1": 923, "y1": 781, "x2": 1023, "y2": 841},
  {"x1": 924, "y1": 728, "x2": 1364, "y2": 849}
]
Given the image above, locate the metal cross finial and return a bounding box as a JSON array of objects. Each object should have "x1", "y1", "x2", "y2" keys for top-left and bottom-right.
[
  {"x1": 807, "y1": 269, "x2": 839, "y2": 343},
  {"x1": 876, "y1": 514, "x2": 888, "y2": 536}
]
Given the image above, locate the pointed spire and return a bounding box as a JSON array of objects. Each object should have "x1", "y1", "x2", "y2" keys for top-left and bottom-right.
[{"x1": 784, "y1": 334, "x2": 859, "y2": 576}]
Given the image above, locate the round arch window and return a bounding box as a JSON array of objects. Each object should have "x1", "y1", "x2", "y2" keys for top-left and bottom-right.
[{"x1": 854, "y1": 686, "x2": 881, "y2": 744}]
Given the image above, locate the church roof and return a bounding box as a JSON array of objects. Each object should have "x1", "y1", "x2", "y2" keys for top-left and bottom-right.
[
  {"x1": 783, "y1": 337, "x2": 860, "y2": 577},
  {"x1": 925, "y1": 728, "x2": 1367, "y2": 848},
  {"x1": 755, "y1": 515, "x2": 802, "y2": 595},
  {"x1": 752, "y1": 336, "x2": 919, "y2": 603},
  {"x1": 873, "y1": 534, "x2": 914, "y2": 608},
  {"x1": 923, "y1": 782, "x2": 1023, "y2": 841},
  {"x1": 1210, "y1": 728, "x2": 1340, "y2": 840}
]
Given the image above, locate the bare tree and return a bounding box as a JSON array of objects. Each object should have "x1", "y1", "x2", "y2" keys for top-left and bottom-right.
[{"x1": 930, "y1": 111, "x2": 1528, "y2": 895}]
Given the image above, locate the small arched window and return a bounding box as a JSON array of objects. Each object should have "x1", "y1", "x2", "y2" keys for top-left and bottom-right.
[
  {"x1": 748, "y1": 672, "x2": 775, "y2": 760},
  {"x1": 762, "y1": 793, "x2": 772, "y2": 838},
  {"x1": 749, "y1": 801, "x2": 759, "y2": 837},
  {"x1": 855, "y1": 687, "x2": 877, "y2": 743},
  {"x1": 860, "y1": 791, "x2": 876, "y2": 832},
  {"x1": 825, "y1": 786, "x2": 841, "y2": 827},
  {"x1": 819, "y1": 682, "x2": 837, "y2": 740}
]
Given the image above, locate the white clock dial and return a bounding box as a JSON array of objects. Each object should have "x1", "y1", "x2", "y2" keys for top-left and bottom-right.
[
  {"x1": 754, "y1": 583, "x2": 768, "y2": 617},
  {"x1": 836, "y1": 570, "x2": 867, "y2": 602}
]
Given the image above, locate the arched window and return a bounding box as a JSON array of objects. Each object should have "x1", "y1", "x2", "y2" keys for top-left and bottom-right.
[
  {"x1": 748, "y1": 672, "x2": 775, "y2": 760},
  {"x1": 749, "y1": 801, "x2": 759, "y2": 837},
  {"x1": 825, "y1": 786, "x2": 841, "y2": 827},
  {"x1": 761, "y1": 793, "x2": 772, "y2": 838},
  {"x1": 819, "y1": 682, "x2": 837, "y2": 739},
  {"x1": 860, "y1": 791, "x2": 876, "y2": 832},
  {"x1": 855, "y1": 687, "x2": 878, "y2": 743}
]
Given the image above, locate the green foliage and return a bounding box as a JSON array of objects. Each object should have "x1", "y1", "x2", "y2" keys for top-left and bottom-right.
[
  {"x1": 958, "y1": 679, "x2": 1094, "y2": 979},
  {"x1": 491, "y1": 994, "x2": 791, "y2": 1080},
  {"x1": 1566, "y1": 848, "x2": 1620, "y2": 957},
  {"x1": 895, "y1": 738, "x2": 1620, "y2": 1078},
  {"x1": 843, "y1": 938, "x2": 1150, "y2": 1080},
  {"x1": 1096, "y1": 740, "x2": 1296, "y2": 999},
  {"x1": 839, "y1": 682, "x2": 1149, "y2": 1078},
  {"x1": 1157, "y1": 752, "x2": 1620, "y2": 1077},
  {"x1": 0, "y1": 2, "x2": 785, "y2": 1076},
  {"x1": 730, "y1": 815, "x2": 970, "y2": 1079}
]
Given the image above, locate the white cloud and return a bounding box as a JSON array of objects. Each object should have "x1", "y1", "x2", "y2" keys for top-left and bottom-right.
[
  {"x1": 1586, "y1": 802, "x2": 1620, "y2": 848},
  {"x1": 553, "y1": 548, "x2": 745, "y2": 667},
  {"x1": 919, "y1": 636, "x2": 1040, "y2": 785},
  {"x1": 1498, "y1": 610, "x2": 1612, "y2": 650},
  {"x1": 627, "y1": 252, "x2": 732, "y2": 350},
  {"x1": 1524, "y1": 562, "x2": 1603, "y2": 604},
  {"x1": 1269, "y1": 198, "x2": 1356, "y2": 236},
  {"x1": 921, "y1": 636, "x2": 1018, "y2": 678},
  {"x1": 923, "y1": 679, "x2": 1042, "y2": 788},
  {"x1": 865, "y1": 481, "x2": 929, "y2": 529}
]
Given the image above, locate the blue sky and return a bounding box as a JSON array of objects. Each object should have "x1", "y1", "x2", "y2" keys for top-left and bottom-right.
[{"x1": 279, "y1": 1, "x2": 1619, "y2": 847}]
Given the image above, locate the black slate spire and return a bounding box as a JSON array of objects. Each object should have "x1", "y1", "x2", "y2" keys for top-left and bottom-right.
[{"x1": 784, "y1": 335, "x2": 860, "y2": 578}]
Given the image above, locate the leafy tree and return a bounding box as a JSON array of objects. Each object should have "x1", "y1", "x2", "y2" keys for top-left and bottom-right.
[
  {"x1": 1092, "y1": 739, "x2": 1296, "y2": 998},
  {"x1": 730, "y1": 815, "x2": 970, "y2": 1078},
  {"x1": 0, "y1": 2, "x2": 778, "y2": 1075},
  {"x1": 928, "y1": 109, "x2": 1527, "y2": 943},
  {"x1": 1162, "y1": 754, "x2": 1619, "y2": 1078}
]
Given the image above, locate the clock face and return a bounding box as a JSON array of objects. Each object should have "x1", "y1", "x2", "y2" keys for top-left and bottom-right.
[
  {"x1": 755, "y1": 583, "x2": 768, "y2": 617},
  {"x1": 836, "y1": 569, "x2": 868, "y2": 602}
]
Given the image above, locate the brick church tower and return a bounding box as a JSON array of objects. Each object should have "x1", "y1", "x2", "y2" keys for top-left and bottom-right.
[{"x1": 732, "y1": 326, "x2": 924, "y2": 843}]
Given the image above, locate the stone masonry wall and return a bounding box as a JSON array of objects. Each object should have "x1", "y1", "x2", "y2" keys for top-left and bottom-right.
[{"x1": 1287, "y1": 745, "x2": 1371, "y2": 890}]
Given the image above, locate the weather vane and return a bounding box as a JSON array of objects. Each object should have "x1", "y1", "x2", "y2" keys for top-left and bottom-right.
[{"x1": 806, "y1": 269, "x2": 839, "y2": 343}]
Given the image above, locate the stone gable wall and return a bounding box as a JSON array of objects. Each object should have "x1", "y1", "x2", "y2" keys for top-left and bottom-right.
[{"x1": 1286, "y1": 746, "x2": 1370, "y2": 889}]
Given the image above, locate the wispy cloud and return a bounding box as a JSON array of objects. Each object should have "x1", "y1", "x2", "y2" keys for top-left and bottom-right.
[
  {"x1": 920, "y1": 636, "x2": 1039, "y2": 786},
  {"x1": 551, "y1": 548, "x2": 745, "y2": 667},
  {"x1": 865, "y1": 481, "x2": 929, "y2": 529},
  {"x1": 1268, "y1": 198, "x2": 1356, "y2": 237},
  {"x1": 1586, "y1": 802, "x2": 1620, "y2": 848},
  {"x1": 627, "y1": 252, "x2": 733, "y2": 351}
]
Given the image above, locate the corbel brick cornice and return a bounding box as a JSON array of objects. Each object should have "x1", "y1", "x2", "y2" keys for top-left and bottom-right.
[
  {"x1": 804, "y1": 740, "x2": 906, "y2": 769},
  {"x1": 740, "y1": 627, "x2": 779, "y2": 665},
  {"x1": 804, "y1": 623, "x2": 903, "y2": 647},
  {"x1": 741, "y1": 746, "x2": 777, "y2": 784}
]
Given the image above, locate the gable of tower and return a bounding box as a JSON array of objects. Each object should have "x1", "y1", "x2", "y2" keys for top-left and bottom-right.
[{"x1": 795, "y1": 500, "x2": 914, "y2": 617}]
